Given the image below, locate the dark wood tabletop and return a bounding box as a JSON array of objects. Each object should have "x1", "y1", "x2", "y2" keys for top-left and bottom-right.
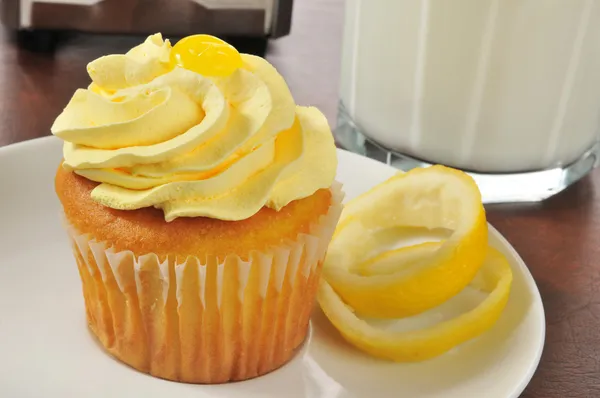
[{"x1": 1, "y1": 0, "x2": 599, "y2": 397}]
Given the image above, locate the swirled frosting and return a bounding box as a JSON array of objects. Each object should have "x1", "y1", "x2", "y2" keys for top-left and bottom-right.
[{"x1": 52, "y1": 34, "x2": 337, "y2": 221}]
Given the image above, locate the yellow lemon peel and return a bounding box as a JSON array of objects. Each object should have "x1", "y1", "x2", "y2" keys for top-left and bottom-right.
[
  {"x1": 323, "y1": 166, "x2": 488, "y2": 319},
  {"x1": 317, "y1": 166, "x2": 513, "y2": 361},
  {"x1": 318, "y1": 245, "x2": 513, "y2": 362}
]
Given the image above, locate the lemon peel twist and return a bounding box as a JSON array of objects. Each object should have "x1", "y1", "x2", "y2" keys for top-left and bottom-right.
[{"x1": 318, "y1": 166, "x2": 513, "y2": 361}]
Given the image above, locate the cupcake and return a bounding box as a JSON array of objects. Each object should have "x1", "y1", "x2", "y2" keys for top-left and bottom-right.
[{"x1": 52, "y1": 34, "x2": 342, "y2": 383}]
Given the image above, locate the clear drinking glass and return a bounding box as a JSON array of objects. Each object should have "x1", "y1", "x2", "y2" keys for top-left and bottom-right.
[{"x1": 335, "y1": 0, "x2": 600, "y2": 203}]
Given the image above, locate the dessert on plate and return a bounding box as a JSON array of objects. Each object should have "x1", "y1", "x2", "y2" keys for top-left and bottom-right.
[{"x1": 53, "y1": 33, "x2": 342, "y2": 383}]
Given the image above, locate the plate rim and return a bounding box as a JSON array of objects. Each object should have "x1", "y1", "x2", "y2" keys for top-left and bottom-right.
[
  {"x1": 486, "y1": 223, "x2": 546, "y2": 397},
  {"x1": 337, "y1": 147, "x2": 546, "y2": 397},
  {"x1": 0, "y1": 136, "x2": 546, "y2": 398}
]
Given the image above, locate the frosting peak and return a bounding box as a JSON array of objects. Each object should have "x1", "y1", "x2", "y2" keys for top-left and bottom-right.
[{"x1": 52, "y1": 34, "x2": 337, "y2": 221}]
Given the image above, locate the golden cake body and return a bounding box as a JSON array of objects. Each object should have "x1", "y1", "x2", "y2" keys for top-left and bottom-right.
[{"x1": 53, "y1": 34, "x2": 341, "y2": 383}]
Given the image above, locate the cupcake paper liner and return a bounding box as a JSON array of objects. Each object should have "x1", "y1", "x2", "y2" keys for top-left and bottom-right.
[{"x1": 64, "y1": 183, "x2": 343, "y2": 383}]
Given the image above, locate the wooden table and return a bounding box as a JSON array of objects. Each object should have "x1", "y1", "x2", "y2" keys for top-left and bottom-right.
[{"x1": 1, "y1": 1, "x2": 599, "y2": 397}]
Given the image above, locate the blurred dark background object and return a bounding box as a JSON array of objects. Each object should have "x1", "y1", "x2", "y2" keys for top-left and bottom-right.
[
  {"x1": 1, "y1": 0, "x2": 293, "y2": 52},
  {"x1": 0, "y1": 0, "x2": 342, "y2": 147}
]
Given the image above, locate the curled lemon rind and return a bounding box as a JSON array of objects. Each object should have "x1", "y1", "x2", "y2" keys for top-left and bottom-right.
[
  {"x1": 318, "y1": 246, "x2": 513, "y2": 362},
  {"x1": 323, "y1": 166, "x2": 488, "y2": 318}
]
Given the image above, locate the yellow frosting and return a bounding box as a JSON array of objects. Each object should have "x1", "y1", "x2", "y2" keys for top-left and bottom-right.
[{"x1": 52, "y1": 34, "x2": 337, "y2": 221}]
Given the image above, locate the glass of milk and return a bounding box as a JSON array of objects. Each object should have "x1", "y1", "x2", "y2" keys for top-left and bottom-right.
[{"x1": 336, "y1": 0, "x2": 600, "y2": 203}]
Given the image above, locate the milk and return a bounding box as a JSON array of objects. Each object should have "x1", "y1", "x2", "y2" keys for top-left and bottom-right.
[{"x1": 340, "y1": 0, "x2": 600, "y2": 173}]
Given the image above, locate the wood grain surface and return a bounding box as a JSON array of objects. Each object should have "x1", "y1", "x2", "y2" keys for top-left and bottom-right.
[{"x1": 1, "y1": 0, "x2": 599, "y2": 396}]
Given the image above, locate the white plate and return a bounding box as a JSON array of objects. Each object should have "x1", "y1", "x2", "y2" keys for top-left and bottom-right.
[{"x1": 0, "y1": 137, "x2": 545, "y2": 398}]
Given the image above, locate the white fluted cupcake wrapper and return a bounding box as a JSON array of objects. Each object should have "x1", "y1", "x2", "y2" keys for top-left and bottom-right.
[{"x1": 64, "y1": 182, "x2": 343, "y2": 383}]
